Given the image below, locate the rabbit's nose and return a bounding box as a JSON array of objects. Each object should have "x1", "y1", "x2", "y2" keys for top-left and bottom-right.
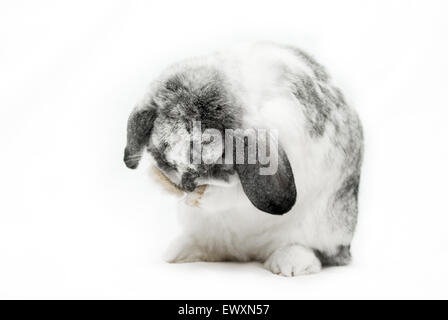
[{"x1": 181, "y1": 172, "x2": 198, "y2": 192}]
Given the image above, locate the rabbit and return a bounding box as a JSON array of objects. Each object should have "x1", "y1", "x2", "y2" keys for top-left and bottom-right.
[{"x1": 124, "y1": 42, "x2": 363, "y2": 276}]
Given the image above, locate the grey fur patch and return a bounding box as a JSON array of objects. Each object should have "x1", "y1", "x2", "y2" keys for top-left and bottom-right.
[
  {"x1": 292, "y1": 74, "x2": 333, "y2": 138},
  {"x1": 288, "y1": 47, "x2": 330, "y2": 82},
  {"x1": 288, "y1": 46, "x2": 352, "y2": 139},
  {"x1": 332, "y1": 176, "x2": 360, "y2": 233},
  {"x1": 314, "y1": 245, "x2": 351, "y2": 267},
  {"x1": 154, "y1": 66, "x2": 241, "y2": 132}
]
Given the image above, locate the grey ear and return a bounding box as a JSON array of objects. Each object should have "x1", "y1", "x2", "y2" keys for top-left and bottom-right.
[
  {"x1": 235, "y1": 141, "x2": 297, "y2": 215},
  {"x1": 124, "y1": 106, "x2": 157, "y2": 169}
]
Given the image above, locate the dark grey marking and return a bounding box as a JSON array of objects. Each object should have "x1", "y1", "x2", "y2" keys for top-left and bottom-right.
[
  {"x1": 209, "y1": 164, "x2": 235, "y2": 181},
  {"x1": 147, "y1": 142, "x2": 177, "y2": 173},
  {"x1": 288, "y1": 46, "x2": 354, "y2": 139},
  {"x1": 339, "y1": 113, "x2": 364, "y2": 170},
  {"x1": 177, "y1": 164, "x2": 235, "y2": 193},
  {"x1": 314, "y1": 245, "x2": 351, "y2": 267},
  {"x1": 124, "y1": 106, "x2": 157, "y2": 169},
  {"x1": 331, "y1": 140, "x2": 363, "y2": 234},
  {"x1": 235, "y1": 137, "x2": 297, "y2": 215},
  {"x1": 180, "y1": 170, "x2": 200, "y2": 192},
  {"x1": 333, "y1": 174, "x2": 361, "y2": 233},
  {"x1": 155, "y1": 68, "x2": 241, "y2": 133},
  {"x1": 318, "y1": 83, "x2": 346, "y2": 109},
  {"x1": 287, "y1": 46, "x2": 330, "y2": 82},
  {"x1": 336, "y1": 173, "x2": 360, "y2": 203},
  {"x1": 292, "y1": 74, "x2": 333, "y2": 138}
]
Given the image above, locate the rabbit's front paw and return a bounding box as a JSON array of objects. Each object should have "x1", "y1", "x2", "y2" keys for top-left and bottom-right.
[
  {"x1": 164, "y1": 235, "x2": 204, "y2": 263},
  {"x1": 265, "y1": 245, "x2": 321, "y2": 277}
]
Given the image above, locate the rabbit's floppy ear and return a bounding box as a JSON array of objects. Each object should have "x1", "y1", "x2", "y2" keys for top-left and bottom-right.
[
  {"x1": 234, "y1": 136, "x2": 297, "y2": 215},
  {"x1": 124, "y1": 106, "x2": 157, "y2": 169}
]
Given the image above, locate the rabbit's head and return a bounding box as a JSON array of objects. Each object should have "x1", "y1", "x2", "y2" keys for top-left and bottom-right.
[{"x1": 124, "y1": 67, "x2": 297, "y2": 214}]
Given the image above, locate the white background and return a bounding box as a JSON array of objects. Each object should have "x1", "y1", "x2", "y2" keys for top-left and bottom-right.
[{"x1": 1, "y1": 0, "x2": 447, "y2": 299}]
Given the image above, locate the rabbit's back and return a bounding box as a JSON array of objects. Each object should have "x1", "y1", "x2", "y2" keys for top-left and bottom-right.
[{"x1": 192, "y1": 43, "x2": 364, "y2": 260}]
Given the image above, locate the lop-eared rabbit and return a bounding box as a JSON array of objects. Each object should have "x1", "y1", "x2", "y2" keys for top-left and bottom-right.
[{"x1": 124, "y1": 43, "x2": 363, "y2": 276}]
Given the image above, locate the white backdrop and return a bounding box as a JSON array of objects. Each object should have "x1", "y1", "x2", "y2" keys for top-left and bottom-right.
[{"x1": 1, "y1": 0, "x2": 447, "y2": 299}]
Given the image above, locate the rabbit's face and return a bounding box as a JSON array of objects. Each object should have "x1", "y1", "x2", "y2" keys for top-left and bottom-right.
[
  {"x1": 146, "y1": 113, "x2": 235, "y2": 192},
  {"x1": 124, "y1": 67, "x2": 297, "y2": 214},
  {"x1": 124, "y1": 69, "x2": 238, "y2": 192}
]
